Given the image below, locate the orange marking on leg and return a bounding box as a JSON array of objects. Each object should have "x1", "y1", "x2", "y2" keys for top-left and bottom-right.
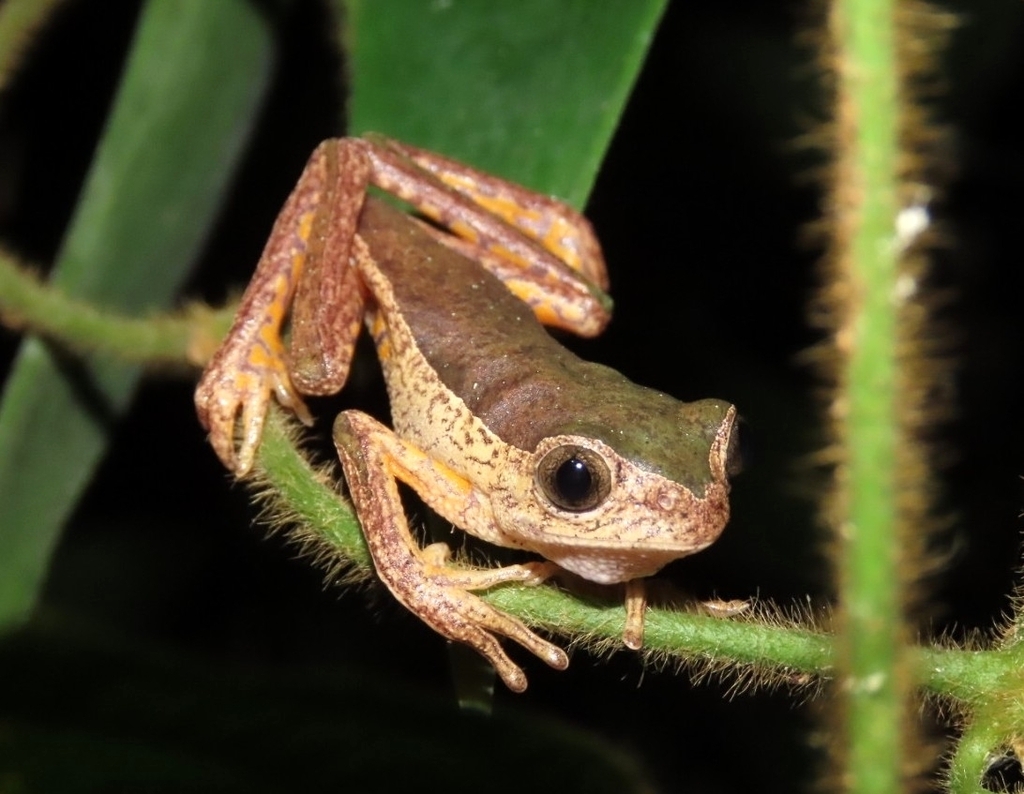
[
  {"x1": 430, "y1": 171, "x2": 478, "y2": 195},
  {"x1": 248, "y1": 345, "x2": 274, "y2": 367},
  {"x1": 488, "y1": 244, "x2": 532, "y2": 271},
  {"x1": 431, "y1": 460, "x2": 473, "y2": 497},
  {"x1": 261, "y1": 272, "x2": 295, "y2": 328},
  {"x1": 503, "y1": 280, "x2": 548, "y2": 307},
  {"x1": 368, "y1": 313, "x2": 392, "y2": 362},
  {"x1": 383, "y1": 443, "x2": 473, "y2": 500},
  {"x1": 471, "y1": 195, "x2": 542, "y2": 226},
  {"x1": 421, "y1": 169, "x2": 592, "y2": 275},
  {"x1": 297, "y1": 210, "x2": 316, "y2": 242},
  {"x1": 501, "y1": 280, "x2": 597, "y2": 334},
  {"x1": 541, "y1": 218, "x2": 584, "y2": 272},
  {"x1": 448, "y1": 219, "x2": 481, "y2": 246},
  {"x1": 531, "y1": 303, "x2": 563, "y2": 328}
]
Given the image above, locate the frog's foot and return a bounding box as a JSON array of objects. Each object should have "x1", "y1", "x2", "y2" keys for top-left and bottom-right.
[
  {"x1": 698, "y1": 597, "x2": 751, "y2": 618},
  {"x1": 334, "y1": 410, "x2": 568, "y2": 692},
  {"x1": 620, "y1": 585, "x2": 751, "y2": 650},
  {"x1": 421, "y1": 543, "x2": 559, "y2": 587},
  {"x1": 408, "y1": 554, "x2": 568, "y2": 692},
  {"x1": 195, "y1": 333, "x2": 312, "y2": 476}
]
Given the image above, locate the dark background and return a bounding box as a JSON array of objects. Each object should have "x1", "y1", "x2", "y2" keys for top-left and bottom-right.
[{"x1": 2, "y1": 1, "x2": 1024, "y2": 790}]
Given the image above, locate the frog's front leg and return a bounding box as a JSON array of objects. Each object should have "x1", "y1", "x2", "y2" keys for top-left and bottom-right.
[
  {"x1": 195, "y1": 140, "x2": 372, "y2": 474},
  {"x1": 333, "y1": 410, "x2": 569, "y2": 693},
  {"x1": 197, "y1": 135, "x2": 613, "y2": 473}
]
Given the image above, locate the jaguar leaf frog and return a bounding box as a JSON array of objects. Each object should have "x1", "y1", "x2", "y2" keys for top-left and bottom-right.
[{"x1": 195, "y1": 135, "x2": 741, "y2": 692}]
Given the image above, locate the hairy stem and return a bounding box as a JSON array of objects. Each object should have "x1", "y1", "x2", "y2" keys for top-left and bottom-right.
[
  {"x1": 0, "y1": 251, "x2": 234, "y2": 366},
  {"x1": 828, "y1": 0, "x2": 910, "y2": 790}
]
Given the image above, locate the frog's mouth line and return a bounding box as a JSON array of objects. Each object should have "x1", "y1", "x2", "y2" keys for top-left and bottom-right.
[
  {"x1": 488, "y1": 524, "x2": 726, "y2": 581},
  {"x1": 530, "y1": 534, "x2": 724, "y2": 553},
  {"x1": 541, "y1": 543, "x2": 718, "y2": 585}
]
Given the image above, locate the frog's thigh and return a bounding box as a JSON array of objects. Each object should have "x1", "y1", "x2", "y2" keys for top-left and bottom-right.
[
  {"x1": 352, "y1": 136, "x2": 611, "y2": 337},
  {"x1": 413, "y1": 226, "x2": 613, "y2": 338},
  {"x1": 376, "y1": 135, "x2": 608, "y2": 289},
  {"x1": 332, "y1": 409, "x2": 569, "y2": 692}
]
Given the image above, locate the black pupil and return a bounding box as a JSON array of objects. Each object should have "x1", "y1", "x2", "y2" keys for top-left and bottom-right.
[{"x1": 555, "y1": 457, "x2": 593, "y2": 506}]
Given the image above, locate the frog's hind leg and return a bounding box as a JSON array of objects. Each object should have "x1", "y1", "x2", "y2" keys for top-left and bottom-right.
[
  {"x1": 333, "y1": 409, "x2": 569, "y2": 693},
  {"x1": 354, "y1": 135, "x2": 613, "y2": 338},
  {"x1": 378, "y1": 136, "x2": 609, "y2": 289}
]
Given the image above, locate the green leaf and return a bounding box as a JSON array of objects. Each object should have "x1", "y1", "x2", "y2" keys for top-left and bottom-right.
[
  {"x1": 345, "y1": 0, "x2": 668, "y2": 207},
  {"x1": 0, "y1": 0, "x2": 273, "y2": 628}
]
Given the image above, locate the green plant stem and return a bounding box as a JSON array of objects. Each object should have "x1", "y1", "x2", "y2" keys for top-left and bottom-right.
[
  {"x1": 258, "y1": 409, "x2": 368, "y2": 568},
  {"x1": 917, "y1": 647, "x2": 1012, "y2": 704},
  {"x1": 946, "y1": 715, "x2": 1000, "y2": 794},
  {"x1": 831, "y1": 0, "x2": 906, "y2": 790},
  {"x1": 489, "y1": 583, "x2": 834, "y2": 674},
  {"x1": 0, "y1": 252, "x2": 234, "y2": 365},
  {"x1": 0, "y1": 0, "x2": 272, "y2": 629}
]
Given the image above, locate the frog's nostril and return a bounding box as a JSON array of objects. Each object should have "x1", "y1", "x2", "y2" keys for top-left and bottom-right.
[{"x1": 656, "y1": 489, "x2": 677, "y2": 512}]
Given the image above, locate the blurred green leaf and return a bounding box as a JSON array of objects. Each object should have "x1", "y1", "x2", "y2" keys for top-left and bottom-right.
[{"x1": 0, "y1": 0, "x2": 273, "y2": 627}]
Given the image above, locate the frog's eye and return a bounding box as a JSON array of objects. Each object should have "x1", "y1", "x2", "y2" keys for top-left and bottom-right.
[{"x1": 535, "y1": 444, "x2": 612, "y2": 512}]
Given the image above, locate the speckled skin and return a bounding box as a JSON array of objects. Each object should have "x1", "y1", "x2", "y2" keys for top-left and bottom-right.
[
  {"x1": 195, "y1": 137, "x2": 738, "y2": 691},
  {"x1": 358, "y1": 198, "x2": 735, "y2": 574}
]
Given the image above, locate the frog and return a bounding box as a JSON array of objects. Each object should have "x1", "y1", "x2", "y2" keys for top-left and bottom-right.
[{"x1": 194, "y1": 135, "x2": 742, "y2": 692}]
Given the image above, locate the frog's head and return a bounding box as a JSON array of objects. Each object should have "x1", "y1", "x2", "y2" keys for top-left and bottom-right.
[{"x1": 490, "y1": 391, "x2": 742, "y2": 585}]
